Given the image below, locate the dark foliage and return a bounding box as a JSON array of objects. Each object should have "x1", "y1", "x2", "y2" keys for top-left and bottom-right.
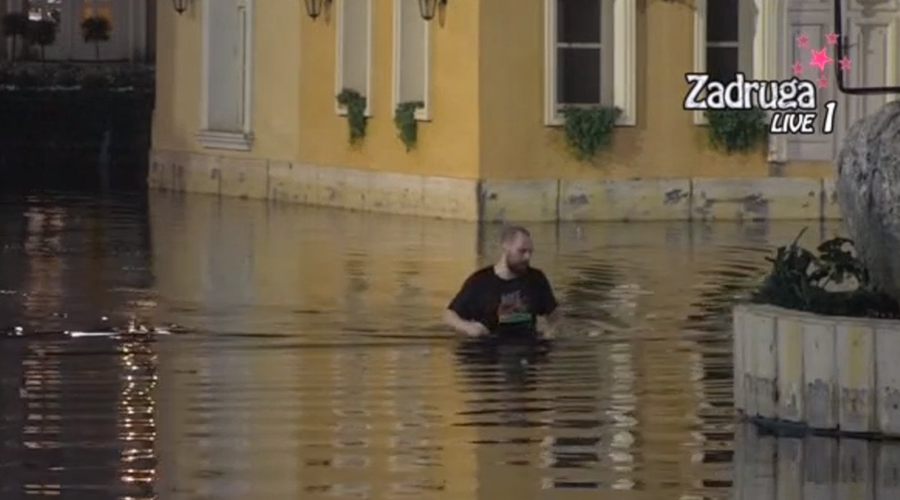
[
  {"x1": 0, "y1": 62, "x2": 155, "y2": 90},
  {"x1": 1, "y1": 12, "x2": 29, "y2": 61},
  {"x1": 26, "y1": 19, "x2": 58, "y2": 60},
  {"x1": 80, "y1": 15, "x2": 111, "y2": 60},
  {"x1": 751, "y1": 228, "x2": 900, "y2": 318}
]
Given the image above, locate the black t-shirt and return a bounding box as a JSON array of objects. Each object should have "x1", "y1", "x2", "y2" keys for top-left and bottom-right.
[{"x1": 447, "y1": 266, "x2": 559, "y2": 336}]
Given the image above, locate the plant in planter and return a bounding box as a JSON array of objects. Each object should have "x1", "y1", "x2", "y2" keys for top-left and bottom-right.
[
  {"x1": 1, "y1": 12, "x2": 29, "y2": 62},
  {"x1": 394, "y1": 101, "x2": 424, "y2": 151},
  {"x1": 705, "y1": 108, "x2": 768, "y2": 153},
  {"x1": 561, "y1": 105, "x2": 621, "y2": 161},
  {"x1": 336, "y1": 88, "x2": 367, "y2": 145},
  {"x1": 751, "y1": 228, "x2": 900, "y2": 318},
  {"x1": 26, "y1": 19, "x2": 58, "y2": 61},
  {"x1": 81, "y1": 15, "x2": 111, "y2": 60}
]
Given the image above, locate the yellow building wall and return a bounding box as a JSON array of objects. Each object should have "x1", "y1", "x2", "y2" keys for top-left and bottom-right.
[
  {"x1": 478, "y1": 0, "x2": 831, "y2": 180},
  {"x1": 151, "y1": 0, "x2": 300, "y2": 161},
  {"x1": 299, "y1": 1, "x2": 481, "y2": 179},
  {"x1": 149, "y1": 0, "x2": 839, "y2": 222}
]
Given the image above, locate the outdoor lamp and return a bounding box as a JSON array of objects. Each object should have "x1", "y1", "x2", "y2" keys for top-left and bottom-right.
[
  {"x1": 305, "y1": 0, "x2": 331, "y2": 20},
  {"x1": 172, "y1": 0, "x2": 190, "y2": 15},
  {"x1": 419, "y1": 0, "x2": 447, "y2": 21}
]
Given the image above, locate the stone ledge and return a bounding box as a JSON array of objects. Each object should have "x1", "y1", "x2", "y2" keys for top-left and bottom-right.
[
  {"x1": 148, "y1": 150, "x2": 480, "y2": 221},
  {"x1": 734, "y1": 303, "x2": 900, "y2": 438},
  {"x1": 149, "y1": 149, "x2": 842, "y2": 222}
]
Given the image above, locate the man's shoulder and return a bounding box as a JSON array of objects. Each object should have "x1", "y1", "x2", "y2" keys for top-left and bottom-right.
[
  {"x1": 526, "y1": 267, "x2": 550, "y2": 280},
  {"x1": 465, "y1": 266, "x2": 494, "y2": 281}
]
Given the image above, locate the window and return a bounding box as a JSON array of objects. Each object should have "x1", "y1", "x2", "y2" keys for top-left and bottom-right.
[
  {"x1": 705, "y1": 0, "x2": 739, "y2": 83},
  {"x1": 692, "y1": 0, "x2": 754, "y2": 124},
  {"x1": 392, "y1": 0, "x2": 430, "y2": 121},
  {"x1": 544, "y1": 0, "x2": 636, "y2": 126},
  {"x1": 27, "y1": 0, "x2": 62, "y2": 23},
  {"x1": 336, "y1": 0, "x2": 373, "y2": 116},
  {"x1": 198, "y1": 0, "x2": 254, "y2": 151},
  {"x1": 80, "y1": 0, "x2": 111, "y2": 25}
]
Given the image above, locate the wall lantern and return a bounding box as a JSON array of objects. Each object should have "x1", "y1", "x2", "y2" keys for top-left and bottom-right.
[
  {"x1": 418, "y1": 0, "x2": 447, "y2": 21},
  {"x1": 172, "y1": 0, "x2": 190, "y2": 15},
  {"x1": 305, "y1": 0, "x2": 331, "y2": 20}
]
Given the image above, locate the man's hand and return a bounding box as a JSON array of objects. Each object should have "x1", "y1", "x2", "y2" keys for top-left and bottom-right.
[
  {"x1": 443, "y1": 309, "x2": 490, "y2": 337},
  {"x1": 462, "y1": 321, "x2": 490, "y2": 337},
  {"x1": 539, "y1": 309, "x2": 562, "y2": 338}
]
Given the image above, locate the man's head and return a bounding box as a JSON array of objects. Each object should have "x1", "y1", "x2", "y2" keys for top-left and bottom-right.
[{"x1": 499, "y1": 225, "x2": 533, "y2": 274}]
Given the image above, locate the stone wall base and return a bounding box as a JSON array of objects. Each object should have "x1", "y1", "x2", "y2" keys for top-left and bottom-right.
[{"x1": 149, "y1": 149, "x2": 842, "y2": 222}]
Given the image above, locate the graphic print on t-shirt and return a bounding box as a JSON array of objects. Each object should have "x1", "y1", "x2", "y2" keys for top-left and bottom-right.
[{"x1": 497, "y1": 290, "x2": 531, "y2": 325}]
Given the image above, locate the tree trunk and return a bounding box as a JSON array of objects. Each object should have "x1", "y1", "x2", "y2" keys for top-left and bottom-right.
[{"x1": 94, "y1": 41, "x2": 100, "y2": 60}]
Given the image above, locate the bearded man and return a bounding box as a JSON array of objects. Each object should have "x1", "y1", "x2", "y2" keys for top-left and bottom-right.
[{"x1": 442, "y1": 225, "x2": 560, "y2": 341}]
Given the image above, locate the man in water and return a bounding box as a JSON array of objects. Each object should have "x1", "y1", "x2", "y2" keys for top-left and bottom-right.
[{"x1": 442, "y1": 225, "x2": 560, "y2": 340}]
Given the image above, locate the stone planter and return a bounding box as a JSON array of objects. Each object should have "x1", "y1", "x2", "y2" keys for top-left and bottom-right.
[{"x1": 734, "y1": 303, "x2": 900, "y2": 437}]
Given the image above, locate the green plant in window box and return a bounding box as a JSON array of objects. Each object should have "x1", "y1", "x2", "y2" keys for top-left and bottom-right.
[
  {"x1": 561, "y1": 105, "x2": 622, "y2": 161},
  {"x1": 705, "y1": 108, "x2": 768, "y2": 154},
  {"x1": 394, "y1": 101, "x2": 424, "y2": 152},
  {"x1": 336, "y1": 88, "x2": 367, "y2": 145}
]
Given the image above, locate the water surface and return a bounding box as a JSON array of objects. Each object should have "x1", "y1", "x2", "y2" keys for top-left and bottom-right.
[{"x1": 0, "y1": 192, "x2": 849, "y2": 499}]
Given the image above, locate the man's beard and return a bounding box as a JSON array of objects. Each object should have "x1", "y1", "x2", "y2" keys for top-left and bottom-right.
[{"x1": 507, "y1": 257, "x2": 530, "y2": 274}]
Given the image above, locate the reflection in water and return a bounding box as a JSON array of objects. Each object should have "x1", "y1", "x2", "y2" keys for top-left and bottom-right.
[
  {"x1": 0, "y1": 191, "x2": 849, "y2": 499},
  {"x1": 0, "y1": 336, "x2": 158, "y2": 499},
  {"x1": 734, "y1": 423, "x2": 900, "y2": 499}
]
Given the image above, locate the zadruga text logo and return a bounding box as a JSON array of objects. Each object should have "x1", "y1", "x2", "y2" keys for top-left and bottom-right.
[{"x1": 682, "y1": 31, "x2": 851, "y2": 136}]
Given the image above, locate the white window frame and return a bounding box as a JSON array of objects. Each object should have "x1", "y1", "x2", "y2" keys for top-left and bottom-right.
[
  {"x1": 543, "y1": 0, "x2": 636, "y2": 127},
  {"x1": 391, "y1": 0, "x2": 431, "y2": 121},
  {"x1": 197, "y1": 0, "x2": 255, "y2": 151},
  {"x1": 335, "y1": 0, "x2": 373, "y2": 116},
  {"x1": 692, "y1": 0, "x2": 755, "y2": 125}
]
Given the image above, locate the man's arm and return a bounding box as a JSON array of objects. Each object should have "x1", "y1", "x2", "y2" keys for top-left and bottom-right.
[
  {"x1": 443, "y1": 273, "x2": 489, "y2": 336},
  {"x1": 443, "y1": 309, "x2": 484, "y2": 335}
]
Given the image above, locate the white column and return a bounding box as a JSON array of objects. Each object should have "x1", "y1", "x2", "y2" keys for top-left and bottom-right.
[
  {"x1": 755, "y1": 0, "x2": 788, "y2": 163},
  {"x1": 129, "y1": 0, "x2": 149, "y2": 61},
  {"x1": 60, "y1": 0, "x2": 78, "y2": 60},
  {"x1": 612, "y1": 0, "x2": 637, "y2": 126}
]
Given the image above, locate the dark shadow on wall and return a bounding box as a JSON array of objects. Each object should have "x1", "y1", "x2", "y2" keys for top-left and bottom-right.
[{"x1": 0, "y1": 89, "x2": 154, "y2": 194}]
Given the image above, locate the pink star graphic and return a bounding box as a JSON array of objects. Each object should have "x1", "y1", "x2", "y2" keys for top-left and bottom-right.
[
  {"x1": 809, "y1": 47, "x2": 833, "y2": 72},
  {"x1": 792, "y1": 61, "x2": 804, "y2": 76},
  {"x1": 797, "y1": 33, "x2": 809, "y2": 48},
  {"x1": 839, "y1": 55, "x2": 852, "y2": 71},
  {"x1": 818, "y1": 75, "x2": 828, "y2": 88},
  {"x1": 826, "y1": 32, "x2": 839, "y2": 45}
]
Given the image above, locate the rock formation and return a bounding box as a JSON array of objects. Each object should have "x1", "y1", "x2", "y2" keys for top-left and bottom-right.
[{"x1": 835, "y1": 100, "x2": 900, "y2": 300}]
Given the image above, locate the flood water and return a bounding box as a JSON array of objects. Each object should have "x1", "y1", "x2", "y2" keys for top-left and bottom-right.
[{"x1": 2, "y1": 191, "x2": 883, "y2": 500}]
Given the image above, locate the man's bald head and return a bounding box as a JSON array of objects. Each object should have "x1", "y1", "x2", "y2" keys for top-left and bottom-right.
[{"x1": 500, "y1": 225, "x2": 531, "y2": 244}]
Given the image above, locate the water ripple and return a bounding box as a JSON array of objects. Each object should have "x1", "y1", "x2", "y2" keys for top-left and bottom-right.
[{"x1": 0, "y1": 192, "x2": 843, "y2": 499}]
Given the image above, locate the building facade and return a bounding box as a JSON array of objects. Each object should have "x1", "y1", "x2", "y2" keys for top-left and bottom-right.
[
  {"x1": 2, "y1": 0, "x2": 154, "y2": 61},
  {"x1": 148, "y1": 0, "x2": 899, "y2": 222}
]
